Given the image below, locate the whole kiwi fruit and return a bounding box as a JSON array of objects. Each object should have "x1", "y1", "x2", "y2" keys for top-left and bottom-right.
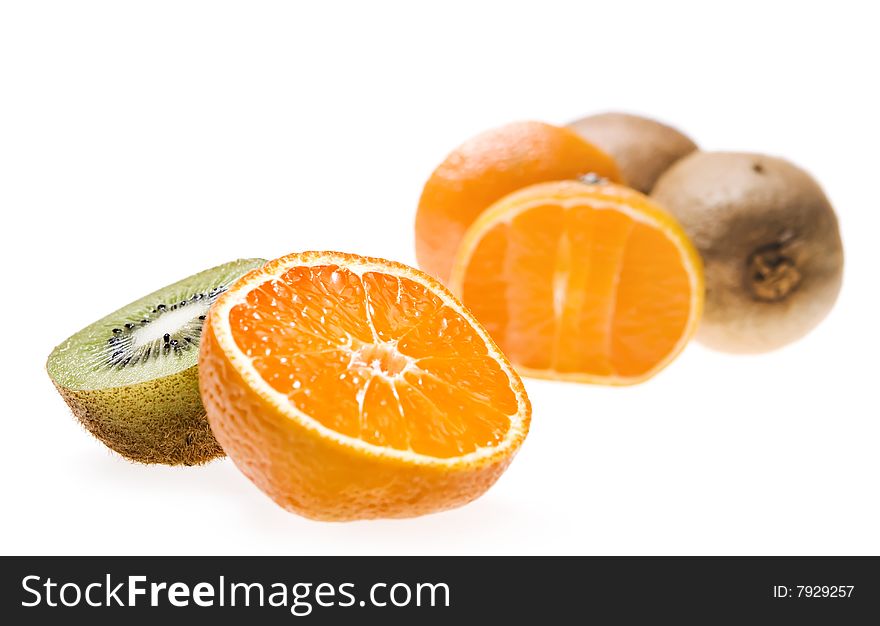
[
  {"x1": 568, "y1": 112, "x2": 698, "y2": 193},
  {"x1": 651, "y1": 152, "x2": 843, "y2": 353}
]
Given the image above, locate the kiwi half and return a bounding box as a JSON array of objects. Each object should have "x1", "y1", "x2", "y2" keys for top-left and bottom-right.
[
  {"x1": 568, "y1": 112, "x2": 698, "y2": 193},
  {"x1": 47, "y1": 258, "x2": 266, "y2": 465},
  {"x1": 651, "y1": 152, "x2": 843, "y2": 353}
]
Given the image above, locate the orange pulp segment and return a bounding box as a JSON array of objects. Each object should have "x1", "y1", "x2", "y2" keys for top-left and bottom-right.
[{"x1": 448, "y1": 181, "x2": 704, "y2": 384}]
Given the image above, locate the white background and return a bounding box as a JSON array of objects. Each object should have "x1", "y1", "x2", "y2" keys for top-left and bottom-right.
[{"x1": 1, "y1": 1, "x2": 878, "y2": 556}]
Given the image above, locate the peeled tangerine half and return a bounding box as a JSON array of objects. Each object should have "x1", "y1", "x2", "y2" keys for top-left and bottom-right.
[
  {"x1": 448, "y1": 180, "x2": 704, "y2": 385},
  {"x1": 198, "y1": 251, "x2": 531, "y2": 521}
]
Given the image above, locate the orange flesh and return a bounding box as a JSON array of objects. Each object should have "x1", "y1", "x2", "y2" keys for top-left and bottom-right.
[
  {"x1": 461, "y1": 202, "x2": 692, "y2": 379},
  {"x1": 227, "y1": 264, "x2": 517, "y2": 458}
]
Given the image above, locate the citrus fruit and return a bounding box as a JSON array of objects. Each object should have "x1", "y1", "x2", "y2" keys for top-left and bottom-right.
[
  {"x1": 415, "y1": 121, "x2": 622, "y2": 283},
  {"x1": 448, "y1": 180, "x2": 704, "y2": 385},
  {"x1": 198, "y1": 251, "x2": 531, "y2": 521}
]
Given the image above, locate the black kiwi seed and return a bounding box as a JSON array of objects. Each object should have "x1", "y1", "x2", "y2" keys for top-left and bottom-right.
[{"x1": 95, "y1": 279, "x2": 242, "y2": 372}]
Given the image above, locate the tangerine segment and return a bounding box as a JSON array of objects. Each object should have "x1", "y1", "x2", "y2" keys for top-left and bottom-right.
[
  {"x1": 449, "y1": 181, "x2": 703, "y2": 385},
  {"x1": 199, "y1": 251, "x2": 530, "y2": 520},
  {"x1": 416, "y1": 121, "x2": 622, "y2": 283}
]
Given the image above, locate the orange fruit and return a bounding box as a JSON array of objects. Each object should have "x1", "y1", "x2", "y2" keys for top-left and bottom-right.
[
  {"x1": 199, "y1": 251, "x2": 531, "y2": 521},
  {"x1": 415, "y1": 121, "x2": 622, "y2": 283},
  {"x1": 448, "y1": 180, "x2": 704, "y2": 385}
]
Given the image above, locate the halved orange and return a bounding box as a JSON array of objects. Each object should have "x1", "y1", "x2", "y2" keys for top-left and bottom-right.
[
  {"x1": 416, "y1": 121, "x2": 622, "y2": 283},
  {"x1": 448, "y1": 180, "x2": 704, "y2": 385},
  {"x1": 199, "y1": 251, "x2": 530, "y2": 521}
]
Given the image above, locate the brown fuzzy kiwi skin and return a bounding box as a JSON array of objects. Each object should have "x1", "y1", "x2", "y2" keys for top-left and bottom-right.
[
  {"x1": 568, "y1": 112, "x2": 698, "y2": 193},
  {"x1": 50, "y1": 363, "x2": 223, "y2": 465},
  {"x1": 652, "y1": 151, "x2": 844, "y2": 354}
]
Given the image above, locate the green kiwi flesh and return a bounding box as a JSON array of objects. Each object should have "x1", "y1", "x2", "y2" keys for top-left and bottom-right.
[
  {"x1": 568, "y1": 112, "x2": 698, "y2": 193},
  {"x1": 651, "y1": 152, "x2": 843, "y2": 353},
  {"x1": 47, "y1": 258, "x2": 266, "y2": 465}
]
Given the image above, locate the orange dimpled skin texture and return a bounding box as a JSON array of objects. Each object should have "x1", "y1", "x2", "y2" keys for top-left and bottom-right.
[
  {"x1": 198, "y1": 251, "x2": 530, "y2": 521},
  {"x1": 415, "y1": 121, "x2": 622, "y2": 283},
  {"x1": 449, "y1": 181, "x2": 704, "y2": 385}
]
